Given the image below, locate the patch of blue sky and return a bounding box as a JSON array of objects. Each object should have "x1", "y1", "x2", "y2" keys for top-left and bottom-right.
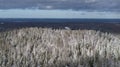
[{"x1": 0, "y1": 9, "x2": 120, "y2": 19}]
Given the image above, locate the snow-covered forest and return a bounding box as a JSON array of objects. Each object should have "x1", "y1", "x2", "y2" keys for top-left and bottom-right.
[{"x1": 0, "y1": 27, "x2": 120, "y2": 67}]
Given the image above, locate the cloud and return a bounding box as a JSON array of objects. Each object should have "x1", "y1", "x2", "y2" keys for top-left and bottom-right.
[
  {"x1": 0, "y1": 0, "x2": 120, "y2": 11},
  {"x1": 85, "y1": 0, "x2": 97, "y2": 3}
]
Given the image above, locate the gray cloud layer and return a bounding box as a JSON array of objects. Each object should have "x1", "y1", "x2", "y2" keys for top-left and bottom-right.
[{"x1": 0, "y1": 0, "x2": 120, "y2": 11}]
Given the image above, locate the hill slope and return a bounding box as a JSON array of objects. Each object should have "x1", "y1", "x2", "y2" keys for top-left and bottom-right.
[{"x1": 0, "y1": 27, "x2": 120, "y2": 67}]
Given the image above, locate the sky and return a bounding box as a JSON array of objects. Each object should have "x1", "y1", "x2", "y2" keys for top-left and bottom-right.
[{"x1": 0, "y1": 0, "x2": 120, "y2": 18}]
